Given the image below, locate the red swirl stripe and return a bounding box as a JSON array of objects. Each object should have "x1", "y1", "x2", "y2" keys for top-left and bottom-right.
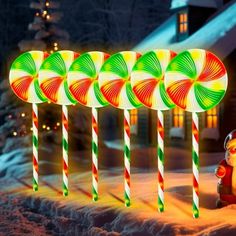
[
  {"x1": 167, "y1": 80, "x2": 193, "y2": 109},
  {"x1": 69, "y1": 79, "x2": 92, "y2": 105},
  {"x1": 101, "y1": 79, "x2": 125, "y2": 107},
  {"x1": 124, "y1": 117, "x2": 130, "y2": 138},
  {"x1": 11, "y1": 76, "x2": 33, "y2": 101},
  {"x1": 40, "y1": 77, "x2": 63, "y2": 103},
  {"x1": 133, "y1": 79, "x2": 157, "y2": 107},
  {"x1": 92, "y1": 115, "x2": 98, "y2": 135},
  {"x1": 198, "y1": 52, "x2": 226, "y2": 82}
]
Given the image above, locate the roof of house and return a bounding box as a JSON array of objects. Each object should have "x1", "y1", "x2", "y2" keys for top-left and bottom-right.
[
  {"x1": 134, "y1": 1, "x2": 236, "y2": 59},
  {"x1": 171, "y1": 0, "x2": 218, "y2": 9}
]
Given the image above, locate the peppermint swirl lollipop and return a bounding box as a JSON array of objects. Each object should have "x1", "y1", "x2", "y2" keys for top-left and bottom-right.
[
  {"x1": 9, "y1": 50, "x2": 48, "y2": 192},
  {"x1": 164, "y1": 49, "x2": 228, "y2": 218},
  {"x1": 99, "y1": 51, "x2": 142, "y2": 207},
  {"x1": 131, "y1": 49, "x2": 176, "y2": 213},
  {"x1": 99, "y1": 51, "x2": 142, "y2": 110},
  {"x1": 38, "y1": 50, "x2": 78, "y2": 105},
  {"x1": 67, "y1": 51, "x2": 110, "y2": 201},
  {"x1": 164, "y1": 49, "x2": 227, "y2": 112},
  {"x1": 10, "y1": 51, "x2": 48, "y2": 103},
  {"x1": 38, "y1": 50, "x2": 79, "y2": 197},
  {"x1": 68, "y1": 51, "x2": 109, "y2": 107}
]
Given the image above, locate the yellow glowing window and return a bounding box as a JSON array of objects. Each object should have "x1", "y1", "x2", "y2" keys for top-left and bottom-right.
[
  {"x1": 206, "y1": 107, "x2": 218, "y2": 128},
  {"x1": 179, "y1": 12, "x2": 188, "y2": 33},
  {"x1": 173, "y1": 107, "x2": 184, "y2": 128},
  {"x1": 130, "y1": 109, "x2": 138, "y2": 125}
]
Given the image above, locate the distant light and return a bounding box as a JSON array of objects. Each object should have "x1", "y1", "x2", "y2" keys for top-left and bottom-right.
[
  {"x1": 56, "y1": 122, "x2": 60, "y2": 126},
  {"x1": 50, "y1": 50, "x2": 54, "y2": 54},
  {"x1": 30, "y1": 127, "x2": 33, "y2": 131},
  {"x1": 54, "y1": 46, "x2": 58, "y2": 51},
  {"x1": 43, "y1": 10, "x2": 47, "y2": 15},
  {"x1": 48, "y1": 101, "x2": 51, "y2": 104},
  {"x1": 46, "y1": 2, "x2": 49, "y2": 6},
  {"x1": 46, "y1": 15, "x2": 50, "y2": 20},
  {"x1": 21, "y1": 112, "x2": 25, "y2": 117},
  {"x1": 42, "y1": 124, "x2": 46, "y2": 129},
  {"x1": 36, "y1": 12, "x2": 39, "y2": 16},
  {"x1": 54, "y1": 42, "x2": 58, "y2": 46},
  {"x1": 46, "y1": 126, "x2": 50, "y2": 130},
  {"x1": 13, "y1": 131, "x2": 17, "y2": 136}
]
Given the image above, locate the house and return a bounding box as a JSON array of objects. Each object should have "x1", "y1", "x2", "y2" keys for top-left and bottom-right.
[{"x1": 103, "y1": 0, "x2": 236, "y2": 151}]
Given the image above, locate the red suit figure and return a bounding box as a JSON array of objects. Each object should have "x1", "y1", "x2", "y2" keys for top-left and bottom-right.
[{"x1": 215, "y1": 129, "x2": 236, "y2": 207}]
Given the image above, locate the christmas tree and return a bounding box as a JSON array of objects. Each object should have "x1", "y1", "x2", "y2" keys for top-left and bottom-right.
[{"x1": 18, "y1": 0, "x2": 69, "y2": 52}]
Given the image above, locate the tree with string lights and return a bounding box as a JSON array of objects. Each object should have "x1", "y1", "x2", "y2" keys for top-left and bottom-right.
[{"x1": 18, "y1": 0, "x2": 69, "y2": 53}]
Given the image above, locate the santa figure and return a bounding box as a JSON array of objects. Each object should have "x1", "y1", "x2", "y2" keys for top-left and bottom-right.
[{"x1": 215, "y1": 129, "x2": 236, "y2": 207}]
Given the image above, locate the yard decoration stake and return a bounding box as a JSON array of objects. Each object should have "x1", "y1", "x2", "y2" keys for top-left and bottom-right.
[
  {"x1": 38, "y1": 50, "x2": 79, "y2": 196},
  {"x1": 68, "y1": 51, "x2": 110, "y2": 201},
  {"x1": 98, "y1": 51, "x2": 142, "y2": 207},
  {"x1": 9, "y1": 51, "x2": 48, "y2": 191},
  {"x1": 164, "y1": 49, "x2": 228, "y2": 218},
  {"x1": 131, "y1": 49, "x2": 176, "y2": 212}
]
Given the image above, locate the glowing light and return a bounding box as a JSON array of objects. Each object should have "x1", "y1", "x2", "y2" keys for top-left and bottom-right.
[
  {"x1": 48, "y1": 101, "x2": 51, "y2": 104},
  {"x1": 36, "y1": 12, "x2": 39, "y2": 16},
  {"x1": 46, "y1": 2, "x2": 49, "y2": 6},
  {"x1": 43, "y1": 10, "x2": 47, "y2": 15},
  {"x1": 46, "y1": 126, "x2": 50, "y2": 130},
  {"x1": 30, "y1": 127, "x2": 33, "y2": 131},
  {"x1": 54, "y1": 42, "x2": 58, "y2": 46},
  {"x1": 21, "y1": 112, "x2": 25, "y2": 117},
  {"x1": 54, "y1": 46, "x2": 58, "y2": 51},
  {"x1": 50, "y1": 50, "x2": 54, "y2": 54},
  {"x1": 42, "y1": 124, "x2": 46, "y2": 129},
  {"x1": 13, "y1": 131, "x2": 17, "y2": 136},
  {"x1": 46, "y1": 15, "x2": 50, "y2": 20},
  {"x1": 56, "y1": 122, "x2": 60, "y2": 126}
]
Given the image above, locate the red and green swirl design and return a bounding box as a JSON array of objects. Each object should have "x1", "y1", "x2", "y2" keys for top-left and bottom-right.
[
  {"x1": 131, "y1": 49, "x2": 176, "y2": 110},
  {"x1": 98, "y1": 51, "x2": 142, "y2": 110},
  {"x1": 38, "y1": 50, "x2": 79, "y2": 105},
  {"x1": 9, "y1": 51, "x2": 48, "y2": 103},
  {"x1": 68, "y1": 51, "x2": 109, "y2": 108},
  {"x1": 164, "y1": 49, "x2": 227, "y2": 112}
]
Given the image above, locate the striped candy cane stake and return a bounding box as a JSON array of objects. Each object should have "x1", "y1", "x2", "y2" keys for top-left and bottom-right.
[
  {"x1": 157, "y1": 110, "x2": 164, "y2": 212},
  {"x1": 192, "y1": 112, "x2": 199, "y2": 218},
  {"x1": 124, "y1": 109, "x2": 131, "y2": 207},
  {"x1": 62, "y1": 105, "x2": 69, "y2": 196},
  {"x1": 92, "y1": 107, "x2": 98, "y2": 201},
  {"x1": 32, "y1": 103, "x2": 38, "y2": 191}
]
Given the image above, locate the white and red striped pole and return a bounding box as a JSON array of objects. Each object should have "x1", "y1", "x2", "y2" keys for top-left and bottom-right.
[
  {"x1": 192, "y1": 112, "x2": 199, "y2": 218},
  {"x1": 92, "y1": 107, "x2": 98, "y2": 201},
  {"x1": 62, "y1": 105, "x2": 69, "y2": 196},
  {"x1": 124, "y1": 109, "x2": 131, "y2": 207},
  {"x1": 157, "y1": 110, "x2": 164, "y2": 212},
  {"x1": 32, "y1": 103, "x2": 39, "y2": 191}
]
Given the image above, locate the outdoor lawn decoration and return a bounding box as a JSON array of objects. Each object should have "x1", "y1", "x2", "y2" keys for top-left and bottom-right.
[
  {"x1": 9, "y1": 49, "x2": 228, "y2": 218},
  {"x1": 164, "y1": 49, "x2": 228, "y2": 218},
  {"x1": 38, "y1": 50, "x2": 79, "y2": 196},
  {"x1": 98, "y1": 51, "x2": 142, "y2": 207},
  {"x1": 131, "y1": 49, "x2": 176, "y2": 212},
  {"x1": 9, "y1": 51, "x2": 48, "y2": 191},
  {"x1": 67, "y1": 51, "x2": 110, "y2": 201}
]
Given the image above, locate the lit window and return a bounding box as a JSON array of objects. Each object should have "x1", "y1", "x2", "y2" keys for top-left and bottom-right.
[
  {"x1": 130, "y1": 109, "x2": 138, "y2": 126},
  {"x1": 173, "y1": 107, "x2": 184, "y2": 128},
  {"x1": 130, "y1": 109, "x2": 138, "y2": 134},
  {"x1": 178, "y1": 12, "x2": 188, "y2": 33},
  {"x1": 206, "y1": 107, "x2": 218, "y2": 128}
]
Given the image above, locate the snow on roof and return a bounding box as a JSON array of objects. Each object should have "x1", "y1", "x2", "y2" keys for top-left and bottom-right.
[
  {"x1": 134, "y1": 2, "x2": 236, "y2": 59},
  {"x1": 171, "y1": 0, "x2": 218, "y2": 9}
]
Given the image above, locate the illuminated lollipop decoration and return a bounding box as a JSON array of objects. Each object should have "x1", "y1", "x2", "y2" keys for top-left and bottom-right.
[
  {"x1": 164, "y1": 49, "x2": 228, "y2": 218},
  {"x1": 9, "y1": 50, "x2": 48, "y2": 191},
  {"x1": 99, "y1": 51, "x2": 142, "y2": 207},
  {"x1": 38, "y1": 50, "x2": 79, "y2": 196},
  {"x1": 131, "y1": 49, "x2": 176, "y2": 212},
  {"x1": 68, "y1": 51, "x2": 109, "y2": 201}
]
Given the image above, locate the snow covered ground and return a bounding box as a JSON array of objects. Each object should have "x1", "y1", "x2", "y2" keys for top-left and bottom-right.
[{"x1": 1, "y1": 144, "x2": 234, "y2": 235}]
